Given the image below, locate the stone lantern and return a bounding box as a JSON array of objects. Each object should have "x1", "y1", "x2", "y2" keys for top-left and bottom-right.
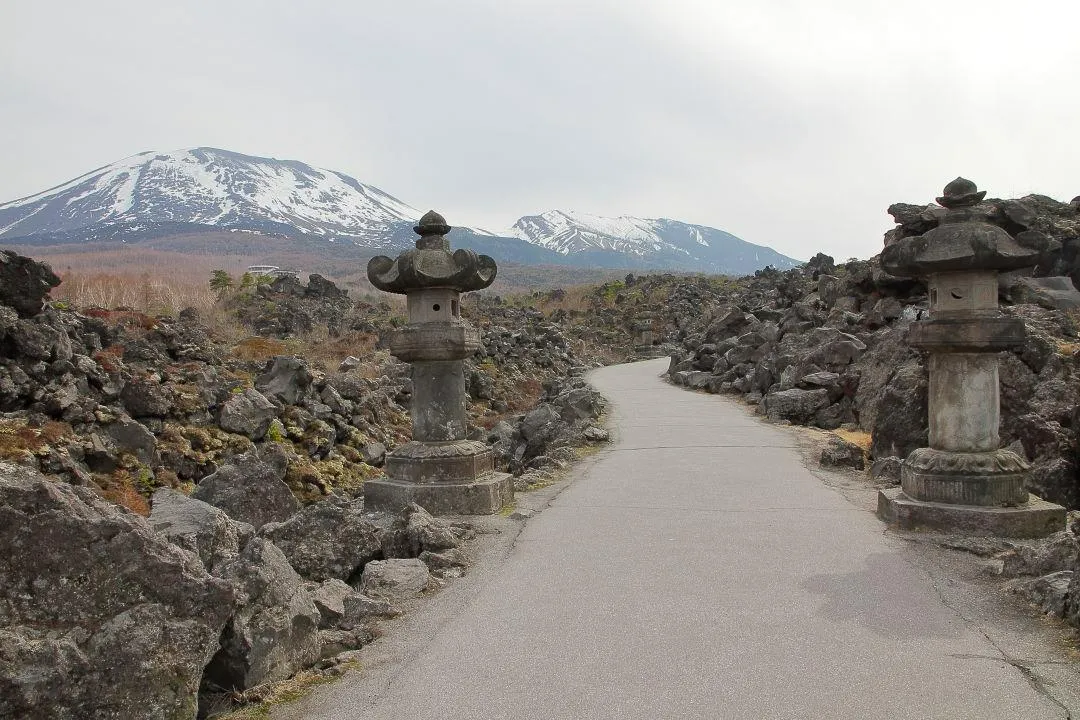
[
  {"x1": 632, "y1": 311, "x2": 661, "y2": 357},
  {"x1": 363, "y1": 211, "x2": 512, "y2": 515},
  {"x1": 876, "y1": 178, "x2": 1065, "y2": 537}
]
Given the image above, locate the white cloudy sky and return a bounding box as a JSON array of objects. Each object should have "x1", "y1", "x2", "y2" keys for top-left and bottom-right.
[{"x1": 2, "y1": 0, "x2": 1078, "y2": 261}]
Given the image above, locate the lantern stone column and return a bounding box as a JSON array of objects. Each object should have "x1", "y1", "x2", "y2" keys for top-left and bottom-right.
[
  {"x1": 876, "y1": 179, "x2": 1065, "y2": 537},
  {"x1": 632, "y1": 311, "x2": 661, "y2": 358},
  {"x1": 363, "y1": 211, "x2": 513, "y2": 515}
]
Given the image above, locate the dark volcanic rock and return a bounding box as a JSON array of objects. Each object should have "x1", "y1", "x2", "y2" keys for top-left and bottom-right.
[
  {"x1": 218, "y1": 388, "x2": 278, "y2": 439},
  {"x1": 259, "y1": 496, "x2": 382, "y2": 583},
  {"x1": 869, "y1": 361, "x2": 928, "y2": 460},
  {"x1": 255, "y1": 355, "x2": 313, "y2": 405},
  {"x1": 1010, "y1": 276, "x2": 1080, "y2": 310},
  {"x1": 359, "y1": 558, "x2": 432, "y2": 601},
  {"x1": 119, "y1": 376, "x2": 172, "y2": 418},
  {"x1": 820, "y1": 436, "x2": 866, "y2": 470},
  {"x1": 381, "y1": 503, "x2": 462, "y2": 559},
  {"x1": 0, "y1": 462, "x2": 233, "y2": 720},
  {"x1": 765, "y1": 388, "x2": 829, "y2": 424},
  {"x1": 201, "y1": 538, "x2": 321, "y2": 692},
  {"x1": 150, "y1": 488, "x2": 254, "y2": 573},
  {"x1": 306, "y1": 578, "x2": 395, "y2": 630},
  {"x1": 520, "y1": 404, "x2": 567, "y2": 457},
  {"x1": 0, "y1": 251, "x2": 60, "y2": 318},
  {"x1": 305, "y1": 274, "x2": 347, "y2": 300},
  {"x1": 191, "y1": 450, "x2": 300, "y2": 529}
]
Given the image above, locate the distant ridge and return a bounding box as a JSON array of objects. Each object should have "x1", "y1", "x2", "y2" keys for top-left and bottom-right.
[
  {"x1": 510, "y1": 209, "x2": 800, "y2": 274},
  {"x1": 0, "y1": 148, "x2": 800, "y2": 274}
]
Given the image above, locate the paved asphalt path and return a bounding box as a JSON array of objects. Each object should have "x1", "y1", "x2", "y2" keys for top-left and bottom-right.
[{"x1": 286, "y1": 358, "x2": 1067, "y2": 719}]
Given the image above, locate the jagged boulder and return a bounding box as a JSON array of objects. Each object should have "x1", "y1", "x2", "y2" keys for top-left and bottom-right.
[
  {"x1": 361, "y1": 441, "x2": 387, "y2": 467},
  {"x1": 0, "y1": 251, "x2": 60, "y2": 318},
  {"x1": 0, "y1": 463, "x2": 233, "y2": 720},
  {"x1": 88, "y1": 415, "x2": 159, "y2": 468},
  {"x1": 820, "y1": 435, "x2": 866, "y2": 470},
  {"x1": 119, "y1": 376, "x2": 171, "y2": 418},
  {"x1": 150, "y1": 488, "x2": 254, "y2": 573},
  {"x1": 1010, "y1": 571, "x2": 1073, "y2": 617},
  {"x1": 869, "y1": 360, "x2": 928, "y2": 460},
  {"x1": 765, "y1": 388, "x2": 829, "y2": 424},
  {"x1": 306, "y1": 579, "x2": 396, "y2": 630},
  {"x1": 998, "y1": 530, "x2": 1079, "y2": 578},
  {"x1": 201, "y1": 538, "x2": 321, "y2": 692},
  {"x1": 520, "y1": 404, "x2": 567, "y2": 457},
  {"x1": 553, "y1": 385, "x2": 605, "y2": 423},
  {"x1": 255, "y1": 355, "x2": 313, "y2": 405},
  {"x1": 259, "y1": 496, "x2": 382, "y2": 583},
  {"x1": 218, "y1": 388, "x2": 278, "y2": 439},
  {"x1": 381, "y1": 503, "x2": 462, "y2": 559},
  {"x1": 191, "y1": 450, "x2": 300, "y2": 529},
  {"x1": 305, "y1": 274, "x2": 347, "y2": 300},
  {"x1": 8, "y1": 315, "x2": 73, "y2": 363},
  {"x1": 359, "y1": 558, "x2": 432, "y2": 601},
  {"x1": 1010, "y1": 276, "x2": 1080, "y2": 310}
]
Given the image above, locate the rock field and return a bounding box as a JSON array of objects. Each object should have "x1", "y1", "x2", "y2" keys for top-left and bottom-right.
[{"x1": 1, "y1": 188, "x2": 1079, "y2": 718}]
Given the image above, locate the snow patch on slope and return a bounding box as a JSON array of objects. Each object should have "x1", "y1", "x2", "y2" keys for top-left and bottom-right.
[{"x1": 0, "y1": 147, "x2": 423, "y2": 243}]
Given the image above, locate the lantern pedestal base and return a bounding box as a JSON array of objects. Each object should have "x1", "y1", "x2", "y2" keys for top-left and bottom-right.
[
  {"x1": 877, "y1": 487, "x2": 1064, "y2": 538},
  {"x1": 363, "y1": 472, "x2": 513, "y2": 516}
]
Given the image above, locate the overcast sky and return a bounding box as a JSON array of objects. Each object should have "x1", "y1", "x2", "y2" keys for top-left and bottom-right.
[{"x1": 3, "y1": 0, "x2": 1078, "y2": 261}]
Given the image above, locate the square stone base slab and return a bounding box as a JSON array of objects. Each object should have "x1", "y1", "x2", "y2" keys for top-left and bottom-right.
[
  {"x1": 877, "y1": 487, "x2": 1065, "y2": 538},
  {"x1": 363, "y1": 472, "x2": 513, "y2": 516}
]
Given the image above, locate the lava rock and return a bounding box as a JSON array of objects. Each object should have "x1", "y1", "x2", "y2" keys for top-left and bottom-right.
[
  {"x1": 218, "y1": 388, "x2": 278, "y2": 439},
  {"x1": 202, "y1": 538, "x2": 321, "y2": 691},
  {"x1": 361, "y1": 441, "x2": 387, "y2": 467},
  {"x1": 150, "y1": 488, "x2": 255, "y2": 573},
  {"x1": 0, "y1": 251, "x2": 61, "y2": 318},
  {"x1": 255, "y1": 355, "x2": 313, "y2": 405},
  {"x1": 1009, "y1": 571, "x2": 1073, "y2": 617},
  {"x1": 869, "y1": 361, "x2": 928, "y2": 460},
  {"x1": 119, "y1": 376, "x2": 171, "y2": 418},
  {"x1": 192, "y1": 451, "x2": 300, "y2": 529},
  {"x1": 381, "y1": 503, "x2": 462, "y2": 559},
  {"x1": 819, "y1": 435, "x2": 866, "y2": 470},
  {"x1": 359, "y1": 558, "x2": 432, "y2": 601},
  {"x1": 765, "y1": 388, "x2": 830, "y2": 424},
  {"x1": 306, "y1": 578, "x2": 395, "y2": 630},
  {"x1": 259, "y1": 497, "x2": 382, "y2": 583},
  {"x1": 0, "y1": 462, "x2": 233, "y2": 720},
  {"x1": 869, "y1": 456, "x2": 903, "y2": 484}
]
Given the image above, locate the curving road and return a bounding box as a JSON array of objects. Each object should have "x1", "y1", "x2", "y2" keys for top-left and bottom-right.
[{"x1": 278, "y1": 358, "x2": 1071, "y2": 719}]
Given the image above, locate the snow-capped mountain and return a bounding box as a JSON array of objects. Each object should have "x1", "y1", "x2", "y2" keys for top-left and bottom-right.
[
  {"x1": 0, "y1": 147, "x2": 422, "y2": 247},
  {"x1": 511, "y1": 210, "x2": 799, "y2": 274},
  {"x1": 0, "y1": 148, "x2": 801, "y2": 274}
]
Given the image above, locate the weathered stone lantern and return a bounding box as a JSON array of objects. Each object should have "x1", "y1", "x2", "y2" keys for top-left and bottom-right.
[
  {"x1": 877, "y1": 178, "x2": 1065, "y2": 537},
  {"x1": 632, "y1": 311, "x2": 662, "y2": 357},
  {"x1": 363, "y1": 211, "x2": 512, "y2": 514}
]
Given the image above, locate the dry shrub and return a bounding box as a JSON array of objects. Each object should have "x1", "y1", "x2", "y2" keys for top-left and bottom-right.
[
  {"x1": 54, "y1": 271, "x2": 218, "y2": 317},
  {"x1": 834, "y1": 428, "x2": 873, "y2": 452},
  {"x1": 506, "y1": 377, "x2": 544, "y2": 414},
  {"x1": 297, "y1": 329, "x2": 380, "y2": 371},
  {"x1": 0, "y1": 420, "x2": 73, "y2": 461},
  {"x1": 537, "y1": 285, "x2": 596, "y2": 314},
  {"x1": 92, "y1": 345, "x2": 125, "y2": 372},
  {"x1": 94, "y1": 470, "x2": 151, "y2": 516},
  {"x1": 231, "y1": 336, "x2": 291, "y2": 362},
  {"x1": 83, "y1": 307, "x2": 159, "y2": 331}
]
